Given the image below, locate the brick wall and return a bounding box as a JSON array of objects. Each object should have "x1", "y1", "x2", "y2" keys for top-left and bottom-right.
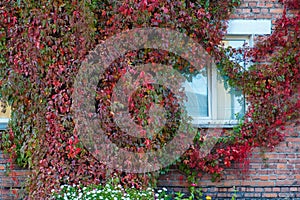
[
  {"x1": 230, "y1": 0, "x2": 285, "y2": 20},
  {"x1": 157, "y1": 120, "x2": 300, "y2": 199},
  {"x1": 230, "y1": 0, "x2": 297, "y2": 31},
  {"x1": 0, "y1": 151, "x2": 30, "y2": 200}
]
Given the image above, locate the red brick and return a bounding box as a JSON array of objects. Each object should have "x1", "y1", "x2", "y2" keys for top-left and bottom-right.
[
  {"x1": 290, "y1": 187, "x2": 298, "y2": 192},
  {"x1": 265, "y1": 3, "x2": 274, "y2": 8},
  {"x1": 217, "y1": 193, "x2": 230, "y2": 197},
  {"x1": 246, "y1": 187, "x2": 255, "y2": 192},
  {"x1": 248, "y1": 2, "x2": 257, "y2": 7},
  {"x1": 253, "y1": 193, "x2": 262, "y2": 198},
  {"x1": 252, "y1": 8, "x2": 261, "y2": 13},
  {"x1": 279, "y1": 193, "x2": 294, "y2": 198},
  {"x1": 223, "y1": 180, "x2": 239, "y2": 187},
  {"x1": 277, "y1": 180, "x2": 296, "y2": 185},
  {"x1": 281, "y1": 187, "x2": 290, "y2": 192},
  {"x1": 250, "y1": 175, "x2": 260, "y2": 180},
  {"x1": 239, "y1": 3, "x2": 248, "y2": 7},
  {"x1": 229, "y1": 14, "x2": 239, "y2": 19},
  {"x1": 263, "y1": 193, "x2": 278, "y2": 198},
  {"x1": 278, "y1": 175, "x2": 287, "y2": 180},
  {"x1": 277, "y1": 164, "x2": 286, "y2": 169},
  {"x1": 260, "y1": 176, "x2": 269, "y2": 181},
  {"x1": 256, "y1": 181, "x2": 275, "y2": 186},
  {"x1": 287, "y1": 154, "x2": 296, "y2": 158},
  {"x1": 257, "y1": 2, "x2": 265, "y2": 7},
  {"x1": 269, "y1": 175, "x2": 277, "y2": 180},
  {"x1": 266, "y1": 153, "x2": 278, "y2": 159},
  {"x1": 270, "y1": 8, "x2": 283, "y2": 14},
  {"x1": 217, "y1": 188, "x2": 227, "y2": 192},
  {"x1": 274, "y1": 3, "x2": 284, "y2": 8},
  {"x1": 242, "y1": 9, "x2": 251, "y2": 13},
  {"x1": 265, "y1": 187, "x2": 272, "y2": 192},
  {"x1": 244, "y1": 193, "x2": 256, "y2": 197},
  {"x1": 240, "y1": 181, "x2": 253, "y2": 186},
  {"x1": 250, "y1": 164, "x2": 261, "y2": 169}
]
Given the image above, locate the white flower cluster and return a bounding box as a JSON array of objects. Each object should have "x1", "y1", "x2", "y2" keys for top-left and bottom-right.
[{"x1": 51, "y1": 180, "x2": 172, "y2": 200}]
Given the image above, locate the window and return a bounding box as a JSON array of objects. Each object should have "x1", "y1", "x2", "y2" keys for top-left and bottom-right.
[
  {"x1": 0, "y1": 100, "x2": 10, "y2": 130},
  {"x1": 184, "y1": 35, "x2": 251, "y2": 127}
]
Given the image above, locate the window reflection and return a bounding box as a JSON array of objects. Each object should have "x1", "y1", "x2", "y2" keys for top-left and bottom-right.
[{"x1": 183, "y1": 68, "x2": 208, "y2": 117}]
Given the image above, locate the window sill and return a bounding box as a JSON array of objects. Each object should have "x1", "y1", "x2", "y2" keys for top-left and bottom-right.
[{"x1": 191, "y1": 119, "x2": 239, "y2": 128}]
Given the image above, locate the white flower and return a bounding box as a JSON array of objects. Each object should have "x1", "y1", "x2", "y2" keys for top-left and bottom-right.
[
  {"x1": 162, "y1": 187, "x2": 167, "y2": 191},
  {"x1": 158, "y1": 190, "x2": 162, "y2": 193},
  {"x1": 155, "y1": 193, "x2": 159, "y2": 197}
]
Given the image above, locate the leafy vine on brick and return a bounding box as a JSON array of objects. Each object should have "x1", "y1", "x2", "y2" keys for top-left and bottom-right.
[{"x1": 0, "y1": 0, "x2": 299, "y2": 198}]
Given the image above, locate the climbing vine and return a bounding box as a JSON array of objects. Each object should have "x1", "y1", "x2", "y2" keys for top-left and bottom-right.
[{"x1": 0, "y1": 0, "x2": 299, "y2": 198}]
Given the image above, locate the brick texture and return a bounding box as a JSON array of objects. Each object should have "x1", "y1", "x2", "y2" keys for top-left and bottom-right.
[
  {"x1": 0, "y1": 151, "x2": 30, "y2": 200},
  {"x1": 158, "y1": 119, "x2": 300, "y2": 199},
  {"x1": 229, "y1": 0, "x2": 285, "y2": 21}
]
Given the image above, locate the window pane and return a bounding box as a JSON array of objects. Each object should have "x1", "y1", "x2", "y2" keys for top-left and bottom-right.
[
  {"x1": 223, "y1": 39, "x2": 247, "y2": 68},
  {"x1": 183, "y1": 69, "x2": 208, "y2": 117},
  {"x1": 216, "y1": 74, "x2": 245, "y2": 120}
]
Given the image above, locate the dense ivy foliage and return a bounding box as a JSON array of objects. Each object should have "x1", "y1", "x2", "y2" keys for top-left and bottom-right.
[{"x1": 0, "y1": 0, "x2": 299, "y2": 198}]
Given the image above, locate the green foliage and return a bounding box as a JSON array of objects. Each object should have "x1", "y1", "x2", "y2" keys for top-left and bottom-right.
[{"x1": 0, "y1": 0, "x2": 299, "y2": 198}]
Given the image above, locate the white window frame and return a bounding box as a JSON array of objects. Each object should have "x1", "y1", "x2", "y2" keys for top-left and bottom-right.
[
  {"x1": 191, "y1": 19, "x2": 272, "y2": 128},
  {"x1": 189, "y1": 35, "x2": 251, "y2": 128}
]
